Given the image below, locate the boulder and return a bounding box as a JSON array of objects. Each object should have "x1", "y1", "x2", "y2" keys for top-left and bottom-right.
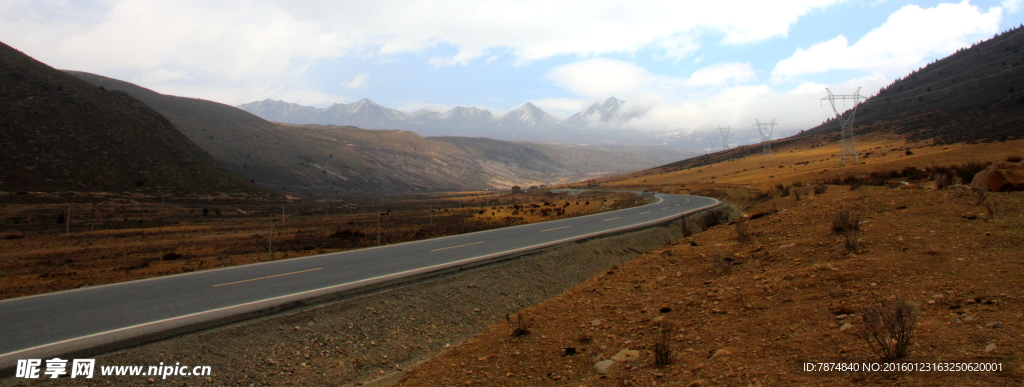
[
  {"x1": 594, "y1": 360, "x2": 615, "y2": 374},
  {"x1": 971, "y1": 161, "x2": 1024, "y2": 192}
]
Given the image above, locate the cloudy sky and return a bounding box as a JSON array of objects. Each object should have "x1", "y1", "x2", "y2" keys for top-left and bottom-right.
[{"x1": 2, "y1": 0, "x2": 1021, "y2": 136}]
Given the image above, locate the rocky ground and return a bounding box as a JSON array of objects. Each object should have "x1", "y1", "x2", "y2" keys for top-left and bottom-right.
[{"x1": 395, "y1": 184, "x2": 1023, "y2": 386}]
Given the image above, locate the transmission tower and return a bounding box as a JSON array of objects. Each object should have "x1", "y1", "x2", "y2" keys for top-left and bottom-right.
[
  {"x1": 822, "y1": 87, "x2": 866, "y2": 166},
  {"x1": 753, "y1": 119, "x2": 778, "y2": 160},
  {"x1": 705, "y1": 135, "x2": 718, "y2": 153},
  {"x1": 718, "y1": 126, "x2": 731, "y2": 150}
]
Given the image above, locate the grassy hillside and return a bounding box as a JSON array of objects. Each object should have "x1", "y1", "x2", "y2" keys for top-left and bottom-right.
[
  {"x1": 64, "y1": 72, "x2": 685, "y2": 197},
  {"x1": 0, "y1": 41, "x2": 268, "y2": 196}
]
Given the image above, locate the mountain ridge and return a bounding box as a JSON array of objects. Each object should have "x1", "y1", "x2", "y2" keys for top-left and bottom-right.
[
  {"x1": 0, "y1": 41, "x2": 269, "y2": 196},
  {"x1": 238, "y1": 97, "x2": 652, "y2": 144}
]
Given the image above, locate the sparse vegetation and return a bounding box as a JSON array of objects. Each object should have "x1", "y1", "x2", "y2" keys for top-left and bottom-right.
[
  {"x1": 506, "y1": 313, "x2": 533, "y2": 337},
  {"x1": 813, "y1": 184, "x2": 828, "y2": 194},
  {"x1": 831, "y1": 210, "x2": 861, "y2": 234},
  {"x1": 735, "y1": 221, "x2": 752, "y2": 243},
  {"x1": 859, "y1": 294, "x2": 918, "y2": 362},
  {"x1": 653, "y1": 322, "x2": 673, "y2": 367}
]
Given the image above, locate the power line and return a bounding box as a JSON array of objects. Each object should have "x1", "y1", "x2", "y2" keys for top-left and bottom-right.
[{"x1": 822, "y1": 88, "x2": 866, "y2": 167}]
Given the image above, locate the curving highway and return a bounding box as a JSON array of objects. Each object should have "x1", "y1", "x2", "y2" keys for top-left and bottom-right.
[{"x1": 0, "y1": 193, "x2": 719, "y2": 369}]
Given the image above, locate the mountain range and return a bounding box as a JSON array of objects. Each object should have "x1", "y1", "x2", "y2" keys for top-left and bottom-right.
[
  {"x1": 67, "y1": 72, "x2": 690, "y2": 197},
  {"x1": 238, "y1": 97, "x2": 653, "y2": 145}
]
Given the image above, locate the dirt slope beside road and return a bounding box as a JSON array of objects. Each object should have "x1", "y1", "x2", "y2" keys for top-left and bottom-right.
[{"x1": 396, "y1": 185, "x2": 1023, "y2": 386}]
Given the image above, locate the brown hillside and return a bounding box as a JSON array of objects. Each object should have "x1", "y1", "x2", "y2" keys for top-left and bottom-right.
[
  {"x1": 0, "y1": 41, "x2": 268, "y2": 196},
  {"x1": 660, "y1": 26, "x2": 1024, "y2": 173},
  {"x1": 63, "y1": 72, "x2": 684, "y2": 197}
]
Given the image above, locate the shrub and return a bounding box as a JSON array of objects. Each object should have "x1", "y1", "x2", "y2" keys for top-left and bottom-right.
[
  {"x1": 654, "y1": 322, "x2": 673, "y2": 367},
  {"x1": 506, "y1": 313, "x2": 533, "y2": 337},
  {"x1": 844, "y1": 229, "x2": 860, "y2": 252},
  {"x1": 735, "y1": 221, "x2": 752, "y2": 243},
  {"x1": 1007, "y1": 155, "x2": 1022, "y2": 163},
  {"x1": 814, "y1": 184, "x2": 828, "y2": 194},
  {"x1": 832, "y1": 211, "x2": 861, "y2": 234},
  {"x1": 697, "y1": 210, "x2": 728, "y2": 230},
  {"x1": 860, "y1": 295, "x2": 918, "y2": 362}
]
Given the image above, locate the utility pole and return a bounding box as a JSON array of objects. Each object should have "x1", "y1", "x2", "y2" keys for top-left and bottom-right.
[
  {"x1": 66, "y1": 204, "x2": 70, "y2": 235},
  {"x1": 429, "y1": 201, "x2": 433, "y2": 226},
  {"x1": 377, "y1": 212, "x2": 383, "y2": 246},
  {"x1": 268, "y1": 214, "x2": 273, "y2": 260},
  {"x1": 822, "y1": 87, "x2": 866, "y2": 166},
  {"x1": 754, "y1": 119, "x2": 778, "y2": 161},
  {"x1": 718, "y1": 126, "x2": 731, "y2": 150}
]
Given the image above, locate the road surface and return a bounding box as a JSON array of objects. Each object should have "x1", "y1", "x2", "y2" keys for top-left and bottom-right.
[{"x1": 0, "y1": 193, "x2": 719, "y2": 368}]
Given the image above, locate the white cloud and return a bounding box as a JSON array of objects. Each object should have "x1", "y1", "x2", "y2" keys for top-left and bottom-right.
[
  {"x1": 685, "y1": 62, "x2": 755, "y2": 86},
  {"x1": 136, "y1": 68, "x2": 189, "y2": 84},
  {"x1": 773, "y1": 1, "x2": 1001, "y2": 80},
  {"x1": 342, "y1": 73, "x2": 370, "y2": 89},
  {"x1": 0, "y1": 0, "x2": 845, "y2": 76},
  {"x1": 1003, "y1": 0, "x2": 1023, "y2": 13}
]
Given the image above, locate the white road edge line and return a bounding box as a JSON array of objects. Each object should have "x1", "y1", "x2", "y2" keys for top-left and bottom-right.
[{"x1": 0, "y1": 195, "x2": 720, "y2": 363}]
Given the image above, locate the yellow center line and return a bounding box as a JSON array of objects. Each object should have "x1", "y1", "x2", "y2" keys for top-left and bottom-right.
[
  {"x1": 431, "y1": 241, "x2": 485, "y2": 252},
  {"x1": 213, "y1": 268, "x2": 323, "y2": 287},
  {"x1": 603, "y1": 217, "x2": 621, "y2": 221},
  {"x1": 639, "y1": 211, "x2": 650, "y2": 214},
  {"x1": 541, "y1": 226, "x2": 571, "y2": 232}
]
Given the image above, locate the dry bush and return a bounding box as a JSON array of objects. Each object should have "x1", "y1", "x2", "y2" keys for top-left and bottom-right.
[
  {"x1": 844, "y1": 229, "x2": 860, "y2": 252},
  {"x1": 832, "y1": 211, "x2": 861, "y2": 234},
  {"x1": 506, "y1": 313, "x2": 533, "y2": 337},
  {"x1": 860, "y1": 295, "x2": 918, "y2": 362},
  {"x1": 814, "y1": 184, "x2": 828, "y2": 195},
  {"x1": 697, "y1": 210, "x2": 728, "y2": 230},
  {"x1": 735, "y1": 221, "x2": 752, "y2": 243},
  {"x1": 712, "y1": 256, "x2": 733, "y2": 276},
  {"x1": 975, "y1": 188, "x2": 987, "y2": 206},
  {"x1": 1007, "y1": 155, "x2": 1023, "y2": 163},
  {"x1": 653, "y1": 322, "x2": 673, "y2": 367}
]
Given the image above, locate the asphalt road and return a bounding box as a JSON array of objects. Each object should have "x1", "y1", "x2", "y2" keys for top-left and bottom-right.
[{"x1": 0, "y1": 193, "x2": 718, "y2": 367}]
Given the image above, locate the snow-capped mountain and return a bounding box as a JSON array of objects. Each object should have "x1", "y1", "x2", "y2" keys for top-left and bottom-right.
[
  {"x1": 497, "y1": 102, "x2": 560, "y2": 127},
  {"x1": 564, "y1": 96, "x2": 625, "y2": 126},
  {"x1": 238, "y1": 97, "x2": 656, "y2": 144}
]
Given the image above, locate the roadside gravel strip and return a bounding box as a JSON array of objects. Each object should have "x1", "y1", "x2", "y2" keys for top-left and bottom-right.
[{"x1": 0, "y1": 193, "x2": 722, "y2": 377}]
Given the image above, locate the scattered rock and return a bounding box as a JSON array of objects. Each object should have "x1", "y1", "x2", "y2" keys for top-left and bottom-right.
[
  {"x1": 984, "y1": 342, "x2": 997, "y2": 353},
  {"x1": 986, "y1": 322, "x2": 1004, "y2": 329},
  {"x1": 971, "y1": 160, "x2": 1024, "y2": 192},
  {"x1": 594, "y1": 360, "x2": 615, "y2": 374},
  {"x1": 687, "y1": 379, "x2": 706, "y2": 386},
  {"x1": 839, "y1": 323, "x2": 852, "y2": 331},
  {"x1": 611, "y1": 349, "x2": 641, "y2": 362},
  {"x1": 591, "y1": 319, "x2": 602, "y2": 327},
  {"x1": 710, "y1": 347, "x2": 734, "y2": 359}
]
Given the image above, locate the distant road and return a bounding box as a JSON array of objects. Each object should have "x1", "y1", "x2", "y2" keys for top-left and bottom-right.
[{"x1": 0, "y1": 193, "x2": 719, "y2": 369}]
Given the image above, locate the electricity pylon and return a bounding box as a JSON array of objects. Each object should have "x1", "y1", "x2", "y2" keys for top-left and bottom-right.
[
  {"x1": 822, "y1": 87, "x2": 866, "y2": 166},
  {"x1": 705, "y1": 135, "x2": 718, "y2": 153},
  {"x1": 754, "y1": 119, "x2": 778, "y2": 160},
  {"x1": 718, "y1": 126, "x2": 731, "y2": 150}
]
